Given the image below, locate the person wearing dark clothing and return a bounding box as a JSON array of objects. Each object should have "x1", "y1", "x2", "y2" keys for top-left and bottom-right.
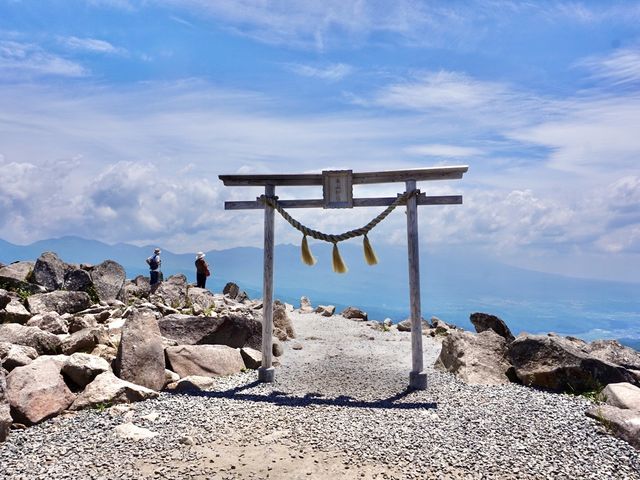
[
  {"x1": 147, "y1": 248, "x2": 162, "y2": 292},
  {"x1": 195, "y1": 252, "x2": 210, "y2": 289}
]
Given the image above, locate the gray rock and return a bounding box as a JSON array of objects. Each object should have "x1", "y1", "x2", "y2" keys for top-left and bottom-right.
[
  {"x1": 114, "y1": 422, "x2": 158, "y2": 440},
  {"x1": 0, "y1": 299, "x2": 31, "y2": 324},
  {"x1": 586, "y1": 404, "x2": 640, "y2": 449},
  {"x1": 602, "y1": 382, "x2": 640, "y2": 410},
  {"x1": 397, "y1": 318, "x2": 430, "y2": 332},
  {"x1": 240, "y1": 347, "x2": 262, "y2": 369},
  {"x1": 0, "y1": 323, "x2": 61, "y2": 355},
  {"x1": 0, "y1": 289, "x2": 10, "y2": 310},
  {"x1": 159, "y1": 313, "x2": 262, "y2": 350},
  {"x1": 26, "y1": 311, "x2": 69, "y2": 334},
  {"x1": 223, "y1": 282, "x2": 240, "y2": 299},
  {"x1": 435, "y1": 330, "x2": 512, "y2": 385},
  {"x1": 273, "y1": 300, "x2": 295, "y2": 338},
  {"x1": 70, "y1": 371, "x2": 158, "y2": 410},
  {"x1": 0, "y1": 261, "x2": 34, "y2": 284},
  {"x1": 62, "y1": 353, "x2": 110, "y2": 389},
  {"x1": 165, "y1": 345, "x2": 245, "y2": 378},
  {"x1": 508, "y1": 334, "x2": 637, "y2": 392},
  {"x1": 68, "y1": 314, "x2": 98, "y2": 333},
  {"x1": 0, "y1": 342, "x2": 38, "y2": 371},
  {"x1": 0, "y1": 368, "x2": 10, "y2": 442},
  {"x1": 272, "y1": 340, "x2": 284, "y2": 357},
  {"x1": 585, "y1": 339, "x2": 640, "y2": 370},
  {"x1": 6, "y1": 356, "x2": 76, "y2": 425},
  {"x1": 470, "y1": 312, "x2": 515, "y2": 342},
  {"x1": 151, "y1": 274, "x2": 188, "y2": 309},
  {"x1": 90, "y1": 344, "x2": 118, "y2": 363},
  {"x1": 26, "y1": 291, "x2": 92, "y2": 316},
  {"x1": 33, "y1": 252, "x2": 67, "y2": 291},
  {"x1": 63, "y1": 268, "x2": 93, "y2": 293},
  {"x1": 341, "y1": 306, "x2": 368, "y2": 321},
  {"x1": 90, "y1": 260, "x2": 126, "y2": 302},
  {"x1": 187, "y1": 287, "x2": 216, "y2": 311},
  {"x1": 165, "y1": 375, "x2": 217, "y2": 393},
  {"x1": 299, "y1": 296, "x2": 314, "y2": 313},
  {"x1": 61, "y1": 327, "x2": 110, "y2": 355},
  {"x1": 315, "y1": 305, "x2": 335, "y2": 317},
  {"x1": 114, "y1": 310, "x2": 164, "y2": 391}
]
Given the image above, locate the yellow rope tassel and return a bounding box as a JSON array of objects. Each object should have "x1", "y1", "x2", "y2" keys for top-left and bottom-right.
[
  {"x1": 301, "y1": 235, "x2": 316, "y2": 266},
  {"x1": 332, "y1": 242, "x2": 348, "y2": 274},
  {"x1": 363, "y1": 235, "x2": 378, "y2": 266}
]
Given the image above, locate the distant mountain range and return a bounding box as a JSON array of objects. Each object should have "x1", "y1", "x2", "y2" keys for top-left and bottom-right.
[{"x1": 1, "y1": 236, "x2": 639, "y2": 349}]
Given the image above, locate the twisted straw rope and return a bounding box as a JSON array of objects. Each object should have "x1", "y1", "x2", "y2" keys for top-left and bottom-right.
[{"x1": 259, "y1": 189, "x2": 420, "y2": 243}]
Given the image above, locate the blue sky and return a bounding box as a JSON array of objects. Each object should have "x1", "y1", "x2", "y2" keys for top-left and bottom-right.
[{"x1": 1, "y1": 0, "x2": 639, "y2": 282}]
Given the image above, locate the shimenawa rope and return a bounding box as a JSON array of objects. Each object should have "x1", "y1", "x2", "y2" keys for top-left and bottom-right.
[{"x1": 259, "y1": 189, "x2": 420, "y2": 273}]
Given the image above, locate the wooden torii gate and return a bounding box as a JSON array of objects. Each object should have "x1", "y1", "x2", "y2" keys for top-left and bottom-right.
[{"x1": 219, "y1": 166, "x2": 468, "y2": 390}]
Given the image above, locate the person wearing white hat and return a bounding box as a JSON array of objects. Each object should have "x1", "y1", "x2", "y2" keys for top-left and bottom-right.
[{"x1": 195, "y1": 251, "x2": 210, "y2": 289}]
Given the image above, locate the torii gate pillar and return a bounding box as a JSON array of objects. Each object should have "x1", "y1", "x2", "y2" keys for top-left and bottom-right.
[
  {"x1": 258, "y1": 184, "x2": 276, "y2": 383},
  {"x1": 406, "y1": 179, "x2": 427, "y2": 390}
]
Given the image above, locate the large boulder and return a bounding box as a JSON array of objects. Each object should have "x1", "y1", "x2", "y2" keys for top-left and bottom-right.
[
  {"x1": 240, "y1": 347, "x2": 262, "y2": 369},
  {"x1": 0, "y1": 342, "x2": 38, "y2": 371},
  {"x1": 435, "y1": 330, "x2": 512, "y2": 385},
  {"x1": 61, "y1": 327, "x2": 110, "y2": 355},
  {"x1": 0, "y1": 324, "x2": 61, "y2": 355},
  {"x1": 114, "y1": 310, "x2": 165, "y2": 391},
  {"x1": 0, "y1": 369, "x2": 11, "y2": 442},
  {"x1": 70, "y1": 371, "x2": 158, "y2": 411},
  {"x1": 159, "y1": 313, "x2": 262, "y2": 350},
  {"x1": 586, "y1": 405, "x2": 640, "y2": 449},
  {"x1": 341, "y1": 306, "x2": 368, "y2": 321},
  {"x1": 165, "y1": 345, "x2": 245, "y2": 378},
  {"x1": 33, "y1": 252, "x2": 67, "y2": 291},
  {"x1": 26, "y1": 312, "x2": 69, "y2": 334},
  {"x1": 90, "y1": 260, "x2": 126, "y2": 302},
  {"x1": 223, "y1": 282, "x2": 240, "y2": 299},
  {"x1": 63, "y1": 268, "x2": 93, "y2": 293},
  {"x1": 62, "y1": 353, "x2": 110, "y2": 389},
  {"x1": 151, "y1": 274, "x2": 188, "y2": 308},
  {"x1": 584, "y1": 340, "x2": 640, "y2": 370},
  {"x1": 187, "y1": 287, "x2": 216, "y2": 312},
  {"x1": 602, "y1": 382, "x2": 640, "y2": 411},
  {"x1": 124, "y1": 276, "x2": 150, "y2": 301},
  {"x1": 0, "y1": 262, "x2": 34, "y2": 284},
  {"x1": 470, "y1": 312, "x2": 515, "y2": 342},
  {"x1": 6, "y1": 356, "x2": 76, "y2": 425},
  {"x1": 0, "y1": 299, "x2": 32, "y2": 324},
  {"x1": 507, "y1": 334, "x2": 637, "y2": 392},
  {"x1": 26, "y1": 291, "x2": 92, "y2": 316}
]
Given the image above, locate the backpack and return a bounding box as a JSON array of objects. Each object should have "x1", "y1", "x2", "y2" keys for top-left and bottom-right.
[{"x1": 146, "y1": 255, "x2": 159, "y2": 270}]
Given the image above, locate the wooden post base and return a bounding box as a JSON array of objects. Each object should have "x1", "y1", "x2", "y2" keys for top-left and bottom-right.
[
  {"x1": 409, "y1": 371, "x2": 427, "y2": 390},
  {"x1": 258, "y1": 367, "x2": 275, "y2": 383}
]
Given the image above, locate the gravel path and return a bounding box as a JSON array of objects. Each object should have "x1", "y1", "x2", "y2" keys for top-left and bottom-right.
[{"x1": 1, "y1": 311, "x2": 639, "y2": 479}]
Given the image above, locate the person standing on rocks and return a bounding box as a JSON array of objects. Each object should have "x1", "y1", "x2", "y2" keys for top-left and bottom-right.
[
  {"x1": 147, "y1": 248, "x2": 162, "y2": 292},
  {"x1": 195, "y1": 252, "x2": 210, "y2": 289}
]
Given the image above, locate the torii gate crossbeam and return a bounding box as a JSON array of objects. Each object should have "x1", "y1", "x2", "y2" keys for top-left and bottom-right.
[{"x1": 219, "y1": 165, "x2": 468, "y2": 390}]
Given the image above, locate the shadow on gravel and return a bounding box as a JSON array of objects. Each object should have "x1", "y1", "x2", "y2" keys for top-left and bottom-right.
[{"x1": 169, "y1": 381, "x2": 437, "y2": 410}]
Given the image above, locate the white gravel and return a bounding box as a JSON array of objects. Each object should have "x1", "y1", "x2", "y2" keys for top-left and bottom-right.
[{"x1": 1, "y1": 311, "x2": 639, "y2": 479}]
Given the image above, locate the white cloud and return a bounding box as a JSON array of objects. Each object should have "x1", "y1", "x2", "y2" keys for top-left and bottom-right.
[
  {"x1": 0, "y1": 40, "x2": 87, "y2": 78},
  {"x1": 61, "y1": 36, "x2": 125, "y2": 55},
  {"x1": 404, "y1": 144, "x2": 483, "y2": 158},
  {"x1": 578, "y1": 47, "x2": 640, "y2": 86},
  {"x1": 287, "y1": 63, "x2": 353, "y2": 81}
]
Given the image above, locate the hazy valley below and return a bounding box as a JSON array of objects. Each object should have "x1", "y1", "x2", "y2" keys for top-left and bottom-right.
[{"x1": 1, "y1": 236, "x2": 638, "y2": 350}]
